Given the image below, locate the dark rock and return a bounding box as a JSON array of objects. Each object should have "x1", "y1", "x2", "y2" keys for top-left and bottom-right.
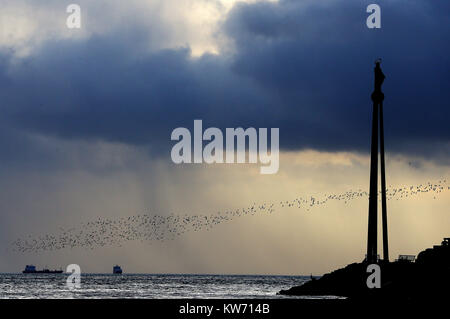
[{"x1": 279, "y1": 238, "x2": 450, "y2": 301}]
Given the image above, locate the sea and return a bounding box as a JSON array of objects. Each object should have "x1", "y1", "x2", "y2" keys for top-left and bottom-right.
[{"x1": 0, "y1": 273, "x2": 342, "y2": 299}]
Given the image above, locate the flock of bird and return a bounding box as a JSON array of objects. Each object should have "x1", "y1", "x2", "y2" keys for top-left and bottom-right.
[{"x1": 11, "y1": 179, "x2": 448, "y2": 253}]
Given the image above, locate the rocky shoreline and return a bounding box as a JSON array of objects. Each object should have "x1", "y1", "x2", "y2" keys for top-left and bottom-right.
[{"x1": 279, "y1": 238, "x2": 449, "y2": 301}]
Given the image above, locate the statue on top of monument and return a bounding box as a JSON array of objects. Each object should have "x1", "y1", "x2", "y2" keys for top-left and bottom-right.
[
  {"x1": 372, "y1": 58, "x2": 385, "y2": 102},
  {"x1": 374, "y1": 58, "x2": 385, "y2": 92}
]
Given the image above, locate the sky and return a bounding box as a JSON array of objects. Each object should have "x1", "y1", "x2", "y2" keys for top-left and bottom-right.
[{"x1": 0, "y1": 0, "x2": 449, "y2": 274}]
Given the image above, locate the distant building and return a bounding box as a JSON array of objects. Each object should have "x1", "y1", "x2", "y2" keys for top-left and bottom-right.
[{"x1": 396, "y1": 255, "x2": 415, "y2": 263}]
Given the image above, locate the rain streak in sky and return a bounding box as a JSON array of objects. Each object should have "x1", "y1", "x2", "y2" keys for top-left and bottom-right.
[{"x1": 10, "y1": 179, "x2": 448, "y2": 253}]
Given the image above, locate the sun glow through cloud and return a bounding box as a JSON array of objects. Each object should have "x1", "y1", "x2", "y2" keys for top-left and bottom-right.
[{"x1": 0, "y1": 0, "x2": 448, "y2": 277}]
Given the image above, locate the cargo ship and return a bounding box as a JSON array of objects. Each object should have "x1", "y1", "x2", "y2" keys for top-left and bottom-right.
[
  {"x1": 113, "y1": 265, "x2": 123, "y2": 274},
  {"x1": 22, "y1": 265, "x2": 63, "y2": 274}
]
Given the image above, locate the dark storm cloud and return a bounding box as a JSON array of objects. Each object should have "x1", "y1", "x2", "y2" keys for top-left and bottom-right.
[
  {"x1": 0, "y1": 0, "x2": 449, "y2": 162},
  {"x1": 225, "y1": 0, "x2": 450, "y2": 152}
]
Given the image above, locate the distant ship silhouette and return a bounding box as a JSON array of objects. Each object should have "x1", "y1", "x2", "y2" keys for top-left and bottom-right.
[
  {"x1": 113, "y1": 265, "x2": 123, "y2": 274},
  {"x1": 22, "y1": 265, "x2": 63, "y2": 274}
]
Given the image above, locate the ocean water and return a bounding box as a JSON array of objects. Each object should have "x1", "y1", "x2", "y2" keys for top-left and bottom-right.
[{"x1": 0, "y1": 273, "x2": 339, "y2": 299}]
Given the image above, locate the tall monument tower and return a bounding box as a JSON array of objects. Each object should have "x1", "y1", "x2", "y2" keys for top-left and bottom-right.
[{"x1": 367, "y1": 60, "x2": 389, "y2": 264}]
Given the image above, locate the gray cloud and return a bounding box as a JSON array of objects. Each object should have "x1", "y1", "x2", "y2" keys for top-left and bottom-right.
[
  {"x1": 0, "y1": 0, "x2": 449, "y2": 165},
  {"x1": 1, "y1": 0, "x2": 449, "y2": 274}
]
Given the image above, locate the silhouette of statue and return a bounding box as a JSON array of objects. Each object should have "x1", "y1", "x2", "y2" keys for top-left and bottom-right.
[
  {"x1": 374, "y1": 61, "x2": 385, "y2": 91},
  {"x1": 371, "y1": 60, "x2": 385, "y2": 103}
]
